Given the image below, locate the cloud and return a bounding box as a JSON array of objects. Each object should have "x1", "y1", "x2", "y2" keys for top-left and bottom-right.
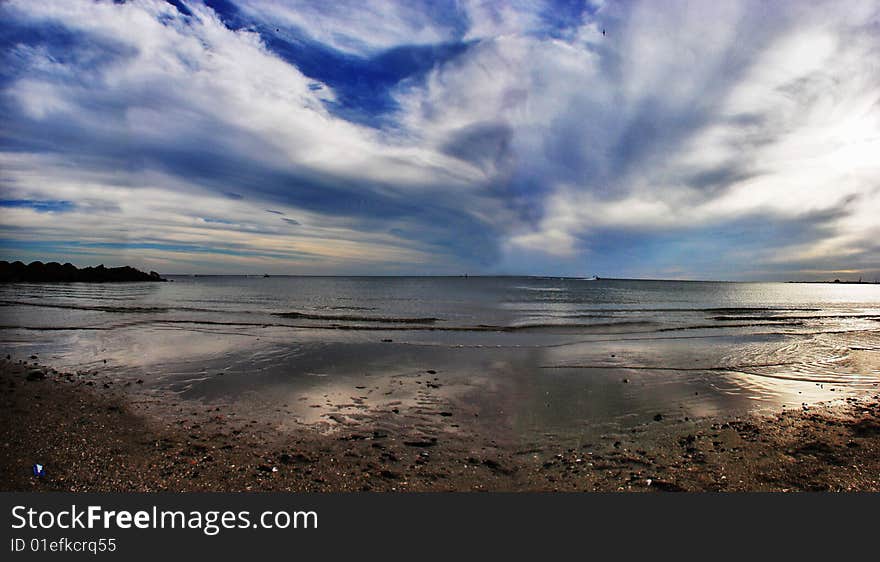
[
  {"x1": 0, "y1": 0, "x2": 878, "y2": 279},
  {"x1": 234, "y1": 0, "x2": 466, "y2": 56}
]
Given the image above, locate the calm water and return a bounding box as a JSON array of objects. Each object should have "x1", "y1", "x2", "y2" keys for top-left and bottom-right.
[{"x1": 2, "y1": 277, "x2": 880, "y2": 439}]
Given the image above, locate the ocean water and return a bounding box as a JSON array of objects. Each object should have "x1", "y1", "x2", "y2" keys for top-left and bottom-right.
[{"x1": 2, "y1": 276, "x2": 880, "y2": 439}]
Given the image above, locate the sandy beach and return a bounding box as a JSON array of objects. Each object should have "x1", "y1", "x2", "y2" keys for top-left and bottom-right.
[{"x1": 3, "y1": 357, "x2": 879, "y2": 492}]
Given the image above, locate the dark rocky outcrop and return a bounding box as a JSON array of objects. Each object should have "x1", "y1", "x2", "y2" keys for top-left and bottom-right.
[{"x1": 0, "y1": 261, "x2": 166, "y2": 283}]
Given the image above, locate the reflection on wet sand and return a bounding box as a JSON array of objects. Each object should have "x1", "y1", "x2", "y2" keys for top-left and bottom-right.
[{"x1": 8, "y1": 323, "x2": 872, "y2": 451}]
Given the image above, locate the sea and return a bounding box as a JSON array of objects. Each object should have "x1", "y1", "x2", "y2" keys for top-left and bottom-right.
[{"x1": 2, "y1": 276, "x2": 879, "y2": 440}]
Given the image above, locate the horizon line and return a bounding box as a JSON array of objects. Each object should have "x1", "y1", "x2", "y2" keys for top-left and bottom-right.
[{"x1": 159, "y1": 273, "x2": 880, "y2": 284}]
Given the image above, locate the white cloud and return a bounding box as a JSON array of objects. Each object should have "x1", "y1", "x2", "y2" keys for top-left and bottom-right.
[
  {"x1": 476, "y1": 0, "x2": 880, "y2": 273},
  {"x1": 236, "y1": 0, "x2": 459, "y2": 55},
  {"x1": 1, "y1": 0, "x2": 879, "y2": 278}
]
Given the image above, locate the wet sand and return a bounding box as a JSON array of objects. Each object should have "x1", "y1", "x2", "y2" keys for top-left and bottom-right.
[{"x1": 2, "y1": 358, "x2": 879, "y2": 492}]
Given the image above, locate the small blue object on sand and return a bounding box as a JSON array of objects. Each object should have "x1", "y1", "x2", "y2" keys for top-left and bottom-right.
[{"x1": 32, "y1": 463, "x2": 45, "y2": 477}]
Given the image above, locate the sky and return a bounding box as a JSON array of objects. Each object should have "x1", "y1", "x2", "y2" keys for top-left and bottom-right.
[{"x1": 0, "y1": 0, "x2": 878, "y2": 279}]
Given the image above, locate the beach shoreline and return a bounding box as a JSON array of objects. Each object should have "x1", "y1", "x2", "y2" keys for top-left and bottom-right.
[{"x1": 2, "y1": 358, "x2": 879, "y2": 492}]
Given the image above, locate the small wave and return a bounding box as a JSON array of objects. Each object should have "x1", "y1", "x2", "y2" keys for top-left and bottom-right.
[
  {"x1": 159, "y1": 320, "x2": 281, "y2": 327},
  {"x1": 657, "y1": 321, "x2": 804, "y2": 332},
  {"x1": 0, "y1": 325, "x2": 116, "y2": 331},
  {"x1": 554, "y1": 313, "x2": 620, "y2": 319},
  {"x1": 0, "y1": 299, "x2": 171, "y2": 313},
  {"x1": 497, "y1": 320, "x2": 656, "y2": 331},
  {"x1": 156, "y1": 319, "x2": 657, "y2": 333},
  {"x1": 0, "y1": 299, "x2": 235, "y2": 315},
  {"x1": 503, "y1": 306, "x2": 825, "y2": 314},
  {"x1": 702, "y1": 307, "x2": 821, "y2": 313},
  {"x1": 712, "y1": 314, "x2": 880, "y2": 321},
  {"x1": 274, "y1": 311, "x2": 439, "y2": 323}
]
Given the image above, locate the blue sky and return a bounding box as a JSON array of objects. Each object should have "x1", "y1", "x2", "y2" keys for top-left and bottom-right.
[{"x1": 0, "y1": 0, "x2": 878, "y2": 279}]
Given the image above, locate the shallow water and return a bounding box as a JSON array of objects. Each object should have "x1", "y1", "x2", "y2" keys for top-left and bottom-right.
[{"x1": 2, "y1": 276, "x2": 879, "y2": 440}]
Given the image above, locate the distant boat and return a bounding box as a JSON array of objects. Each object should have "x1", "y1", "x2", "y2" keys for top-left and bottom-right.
[
  {"x1": 586, "y1": 275, "x2": 600, "y2": 281},
  {"x1": 263, "y1": 274, "x2": 270, "y2": 278}
]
